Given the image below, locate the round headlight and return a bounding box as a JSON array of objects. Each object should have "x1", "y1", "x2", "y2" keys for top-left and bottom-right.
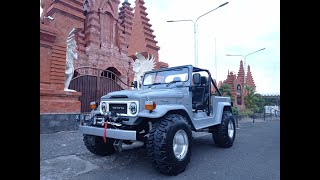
[
  {"x1": 101, "y1": 102, "x2": 107, "y2": 113},
  {"x1": 129, "y1": 102, "x2": 137, "y2": 114}
]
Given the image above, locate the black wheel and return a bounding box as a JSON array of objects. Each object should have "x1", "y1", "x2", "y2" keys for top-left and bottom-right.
[
  {"x1": 146, "y1": 114, "x2": 192, "y2": 175},
  {"x1": 83, "y1": 134, "x2": 115, "y2": 156},
  {"x1": 212, "y1": 111, "x2": 236, "y2": 148}
]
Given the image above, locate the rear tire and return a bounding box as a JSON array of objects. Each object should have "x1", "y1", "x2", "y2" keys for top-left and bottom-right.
[
  {"x1": 212, "y1": 111, "x2": 236, "y2": 148},
  {"x1": 83, "y1": 134, "x2": 115, "y2": 156},
  {"x1": 146, "y1": 114, "x2": 192, "y2": 175}
]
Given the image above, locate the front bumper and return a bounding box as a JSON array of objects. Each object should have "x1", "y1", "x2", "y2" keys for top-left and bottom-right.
[{"x1": 79, "y1": 125, "x2": 136, "y2": 140}]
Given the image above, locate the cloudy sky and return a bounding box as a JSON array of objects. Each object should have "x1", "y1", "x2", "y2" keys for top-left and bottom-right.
[
  {"x1": 40, "y1": 0, "x2": 280, "y2": 95},
  {"x1": 145, "y1": 0, "x2": 280, "y2": 95}
]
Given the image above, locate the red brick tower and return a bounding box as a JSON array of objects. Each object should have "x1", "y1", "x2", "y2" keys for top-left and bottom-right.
[
  {"x1": 236, "y1": 60, "x2": 245, "y2": 109},
  {"x1": 246, "y1": 65, "x2": 256, "y2": 90},
  {"x1": 40, "y1": 0, "x2": 84, "y2": 91},
  {"x1": 237, "y1": 60, "x2": 245, "y2": 86},
  {"x1": 40, "y1": 0, "x2": 83, "y2": 115},
  {"x1": 45, "y1": 0, "x2": 85, "y2": 45},
  {"x1": 40, "y1": 0, "x2": 85, "y2": 133},
  {"x1": 81, "y1": 0, "x2": 120, "y2": 50},
  {"x1": 119, "y1": 0, "x2": 134, "y2": 55},
  {"x1": 221, "y1": 60, "x2": 257, "y2": 110},
  {"x1": 127, "y1": 0, "x2": 168, "y2": 69},
  {"x1": 74, "y1": 0, "x2": 134, "y2": 85},
  {"x1": 40, "y1": 0, "x2": 169, "y2": 132},
  {"x1": 223, "y1": 71, "x2": 237, "y2": 99}
]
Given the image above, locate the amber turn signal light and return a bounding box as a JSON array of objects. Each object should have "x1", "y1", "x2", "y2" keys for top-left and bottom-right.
[
  {"x1": 90, "y1": 101, "x2": 97, "y2": 110},
  {"x1": 145, "y1": 101, "x2": 156, "y2": 111}
]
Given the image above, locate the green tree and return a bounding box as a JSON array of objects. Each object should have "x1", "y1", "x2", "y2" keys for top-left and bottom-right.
[
  {"x1": 232, "y1": 106, "x2": 239, "y2": 116},
  {"x1": 263, "y1": 96, "x2": 280, "y2": 106},
  {"x1": 254, "y1": 93, "x2": 265, "y2": 113},
  {"x1": 239, "y1": 108, "x2": 254, "y2": 116},
  {"x1": 244, "y1": 85, "x2": 265, "y2": 113},
  {"x1": 218, "y1": 83, "x2": 235, "y2": 103},
  {"x1": 244, "y1": 85, "x2": 256, "y2": 110}
]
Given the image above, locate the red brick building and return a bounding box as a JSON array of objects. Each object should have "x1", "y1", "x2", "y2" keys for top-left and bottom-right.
[
  {"x1": 40, "y1": 0, "x2": 168, "y2": 132},
  {"x1": 220, "y1": 60, "x2": 256, "y2": 110},
  {"x1": 40, "y1": 0, "x2": 168, "y2": 114}
]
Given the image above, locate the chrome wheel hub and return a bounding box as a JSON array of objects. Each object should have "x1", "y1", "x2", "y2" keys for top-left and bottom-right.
[
  {"x1": 173, "y1": 129, "x2": 189, "y2": 160},
  {"x1": 228, "y1": 120, "x2": 234, "y2": 138}
]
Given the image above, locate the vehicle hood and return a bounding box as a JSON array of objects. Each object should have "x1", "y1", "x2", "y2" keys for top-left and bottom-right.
[{"x1": 101, "y1": 88, "x2": 184, "y2": 100}]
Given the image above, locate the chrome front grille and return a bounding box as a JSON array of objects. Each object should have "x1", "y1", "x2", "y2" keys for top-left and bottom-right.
[
  {"x1": 109, "y1": 104, "x2": 127, "y2": 114},
  {"x1": 100, "y1": 100, "x2": 139, "y2": 117}
]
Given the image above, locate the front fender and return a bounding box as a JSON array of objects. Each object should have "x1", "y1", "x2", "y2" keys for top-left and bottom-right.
[
  {"x1": 139, "y1": 104, "x2": 188, "y2": 119},
  {"x1": 215, "y1": 102, "x2": 232, "y2": 123}
]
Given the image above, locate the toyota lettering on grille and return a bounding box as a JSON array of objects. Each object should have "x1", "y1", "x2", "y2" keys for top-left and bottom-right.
[
  {"x1": 109, "y1": 104, "x2": 127, "y2": 114},
  {"x1": 112, "y1": 106, "x2": 125, "y2": 110}
]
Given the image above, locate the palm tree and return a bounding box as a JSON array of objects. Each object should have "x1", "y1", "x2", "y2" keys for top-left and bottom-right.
[{"x1": 244, "y1": 85, "x2": 264, "y2": 113}]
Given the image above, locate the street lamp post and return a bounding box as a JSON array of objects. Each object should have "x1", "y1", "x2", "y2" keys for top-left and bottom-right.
[
  {"x1": 167, "y1": 2, "x2": 229, "y2": 67},
  {"x1": 226, "y1": 48, "x2": 266, "y2": 85}
]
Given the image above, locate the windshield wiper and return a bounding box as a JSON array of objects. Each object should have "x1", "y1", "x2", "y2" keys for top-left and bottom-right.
[
  {"x1": 166, "y1": 80, "x2": 180, "y2": 87},
  {"x1": 148, "y1": 83, "x2": 162, "y2": 88}
]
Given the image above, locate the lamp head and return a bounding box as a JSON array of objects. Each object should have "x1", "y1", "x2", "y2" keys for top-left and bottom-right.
[{"x1": 45, "y1": 16, "x2": 54, "y2": 21}]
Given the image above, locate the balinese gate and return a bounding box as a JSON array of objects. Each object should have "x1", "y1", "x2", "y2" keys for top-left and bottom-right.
[{"x1": 69, "y1": 66, "x2": 133, "y2": 113}]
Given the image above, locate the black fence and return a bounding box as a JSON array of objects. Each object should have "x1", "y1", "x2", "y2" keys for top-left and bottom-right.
[{"x1": 233, "y1": 111, "x2": 280, "y2": 125}]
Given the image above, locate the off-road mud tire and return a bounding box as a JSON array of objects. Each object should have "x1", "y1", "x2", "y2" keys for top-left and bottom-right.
[
  {"x1": 83, "y1": 134, "x2": 115, "y2": 156},
  {"x1": 212, "y1": 111, "x2": 236, "y2": 148},
  {"x1": 146, "y1": 114, "x2": 192, "y2": 175}
]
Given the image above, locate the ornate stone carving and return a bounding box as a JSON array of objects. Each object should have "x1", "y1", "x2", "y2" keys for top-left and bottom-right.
[
  {"x1": 64, "y1": 28, "x2": 78, "y2": 92},
  {"x1": 132, "y1": 52, "x2": 156, "y2": 89}
]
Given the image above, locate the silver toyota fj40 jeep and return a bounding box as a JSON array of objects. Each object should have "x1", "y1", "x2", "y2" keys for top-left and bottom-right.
[{"x1": 79, "y1": 65, "x2": 236, "y2": 175}]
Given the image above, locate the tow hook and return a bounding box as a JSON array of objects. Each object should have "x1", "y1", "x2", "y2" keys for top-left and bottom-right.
[{"x1": 113, "y1": 139, "x2": 123, "y2": 152}]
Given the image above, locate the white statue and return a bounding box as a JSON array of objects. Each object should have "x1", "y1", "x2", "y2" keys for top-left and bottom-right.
[
  {"x1": 64, "y1": 28, "x2": 78, "y2": 92},
  {"x1": 132, "y1": 52, "x2": 156, "y2": 89}
]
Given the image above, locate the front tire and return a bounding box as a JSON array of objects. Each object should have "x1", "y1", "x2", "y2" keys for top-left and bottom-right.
[
  {"x1": 83, "y1": 134, "x2": 115, "y2": 156},
  {"x1": 212, "y1": 111, "x2": 236, "y2": 148},
  {"x1": 146, "y1": 114, "x2": 192, "y2": 175}
]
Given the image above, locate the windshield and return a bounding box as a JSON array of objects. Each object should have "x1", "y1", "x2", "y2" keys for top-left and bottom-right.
[{"x1": 142, "y1": 67, "x2": 189, "y2": 86}]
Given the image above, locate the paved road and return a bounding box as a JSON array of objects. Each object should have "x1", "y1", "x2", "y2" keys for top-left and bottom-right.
[{"x1": 40, "y1": 118, "x2": 280, "y2": 180}]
